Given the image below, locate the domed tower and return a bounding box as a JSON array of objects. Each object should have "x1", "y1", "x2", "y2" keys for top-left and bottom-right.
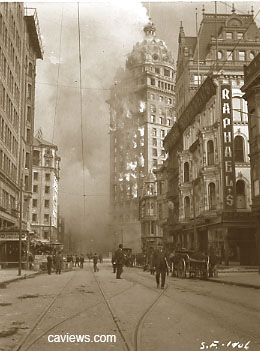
[{"x1": 108, "y1": 19, "x2": 175, "y2": 253}]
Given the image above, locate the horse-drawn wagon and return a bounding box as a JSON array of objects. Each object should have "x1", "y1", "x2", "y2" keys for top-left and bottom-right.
[{"x1": 170, "y1": 249, "x2": 213, "y2": 279}]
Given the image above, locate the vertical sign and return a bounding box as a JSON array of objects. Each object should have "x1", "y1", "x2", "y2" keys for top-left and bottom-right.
[{"x1": 221, "y1": 85, "x2": 236, "y2": 210}]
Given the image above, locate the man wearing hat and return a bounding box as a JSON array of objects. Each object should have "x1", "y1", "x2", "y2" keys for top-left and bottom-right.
[
  {"x1": 114, "y1": 244, "x2": 125, "y2": 279},
  {"x1": 152, "y1": 244, "x2": 170, "y2": 289}
]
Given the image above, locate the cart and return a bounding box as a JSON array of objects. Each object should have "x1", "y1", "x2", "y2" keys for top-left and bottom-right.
[{"x1": 171, "y1": 249, "x2": 210, "y2": 279}]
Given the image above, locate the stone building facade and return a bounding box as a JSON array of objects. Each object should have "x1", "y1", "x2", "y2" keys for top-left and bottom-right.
[
  {"x1": 0, "y1": 4, "x2": 43, "y2": 264},
  {"x1": 165, "y1": 7, "x2": 260, "y2": 265},
  {"x1": 30, "y1": 130, "x2": 60, "y2": 244}
]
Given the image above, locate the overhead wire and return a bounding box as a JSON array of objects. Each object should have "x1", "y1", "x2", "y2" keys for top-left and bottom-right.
[
  {"x1": 77, "y1": 2, "x2": 87, "y2": 219},
  {"x1": 52, "y1": 4, "x2": 64, "y2": 144}
]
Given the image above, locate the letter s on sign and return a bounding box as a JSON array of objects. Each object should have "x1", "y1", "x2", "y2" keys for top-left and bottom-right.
[{"x1": 226, "y1": 194, "x2": 234, "y2": 206}]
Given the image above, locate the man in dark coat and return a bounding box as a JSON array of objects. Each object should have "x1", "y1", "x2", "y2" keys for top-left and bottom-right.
[
  {"x1": 93, "y1": 253, "x2": 99, "y2": 272},
  {"x1": 152, "y1": 245, "x2": 169, "y2": 289},
  {"x1": 114, "y1": 244, "x2": 125, "y2": 279},
  {"x1": 47, "y1": 254, "x2": 52, "y2": 275},
  {"x1": 55, "y1": 251, "x2": 63, "y2": 274}
]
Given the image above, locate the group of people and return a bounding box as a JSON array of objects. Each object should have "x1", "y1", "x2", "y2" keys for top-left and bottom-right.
[
  {"x1": 112, "y1": 244, "x2": 169, "y2": 289},
  {"x1": 47, "y1": 251, "x2": 63, "y2": 275}
]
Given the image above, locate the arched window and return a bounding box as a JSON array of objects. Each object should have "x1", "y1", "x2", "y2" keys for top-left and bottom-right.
[
  {"x1": 208, "y1": 183, "x2": 216, "y2": 210},
  {"x1": 234, "y1": 136, "x2": 244, "y2": 162},
  {"x1": 207, "y1": 140, "x2": 214, "y2": 166},
  {"x1": 236, "y1": 180, "x2": 246, "y2": 208},
  {"x1": 184, "y1": 162, "x2": 189, "y2": 182},
  {"x1": 184, "y1": 196, "x2": 190, "y2": 218}
]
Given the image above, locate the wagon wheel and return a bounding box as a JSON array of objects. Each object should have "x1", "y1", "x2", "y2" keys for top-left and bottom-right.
[{"x1": 177, "y1": 258, "x2": 186, "y2": 278}]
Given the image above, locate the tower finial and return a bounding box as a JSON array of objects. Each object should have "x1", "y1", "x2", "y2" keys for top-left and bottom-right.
[
  {"x1": 231, "y1": 3, "x2": 235, "y2": 14},
  {"x1": 144, "y1": 18, "x2": 156, "y2": 37},
  {"x1": 202, "y1": 4, "x2": 205, "y2": 16},
  {"x1": 251, "y1": 6, "x2": 254, "y2": 16}
]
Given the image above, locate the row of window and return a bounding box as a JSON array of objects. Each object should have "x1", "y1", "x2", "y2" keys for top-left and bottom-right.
[
  {"x1": 0, "y1": 80, "x2": 20, "y2": 116},
  {"x1": 33, "y1": 185, "x2": 50, "y2": 194},
  {"x1": 0, "y1": 148, "x2": 17, "y2": 182},
  {"x1": 0, "y1": 117, "x2": 18, "y2": 157},
  {"x1": 150, "y1": 114, "x2": 172, "y2": 126},
  {"x1": 150, "y1": 94, "x2": 173, "y2": 105},
  {"x1": 183, "y1": 136, "x2": 246, "y2": 182},
  {"x1": 183, "y1": 179, "x2": 247, "y2": 218},
  {"x1": 32, "y1": 199, "x2": 50, "y2": 208},
  {"x1": 218, "y1": 49, "x2": 255, "y2": 62},
  {"x1": 33, "y1": 172, "x2": 51, "y2": 182},
  {"x1": 144, "y1": 65, "x2": 173, "y2": 78},
  {"x1": 148, "y1": 77, "x2": 174, "y2": 92},
  {"x1": 0, "y1": 10, "x2": 22, "y2": 55},
  {"x1": 152, "y1": 128, "x2": 166, "y2": 138},
  {"x1": 0, "y1": 188, "x2": 16, "y2": 211},
  {"x1": 32, "y1": 213, "x2": 51, "y2": 223}
]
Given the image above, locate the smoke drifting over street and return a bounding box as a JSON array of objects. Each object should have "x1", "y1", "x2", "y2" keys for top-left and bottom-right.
[{"x1": 30, "y1": 1, "x2": 148, "y2": 252}]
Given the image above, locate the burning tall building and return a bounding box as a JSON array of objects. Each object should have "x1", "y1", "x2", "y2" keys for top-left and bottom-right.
[{"x1": 108, "y1": 19, "x2": 175, "y2": 252}]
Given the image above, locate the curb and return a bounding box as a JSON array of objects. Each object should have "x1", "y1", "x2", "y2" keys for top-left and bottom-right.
[
  {"x1": 0, "y1": 269, "x2": 73, "y2": 286},
  {"x1": 209, "y1": 278, "x2": 260, "y2": 289},
  {"x1": 0, "y1": 271, "x2": 42, "y2": 286}
]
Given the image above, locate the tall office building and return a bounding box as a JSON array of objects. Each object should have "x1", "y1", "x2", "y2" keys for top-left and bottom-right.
[
  {"x1": 108, "y1": 20, "x2": 175, "y2": 252},
  {"x1": 0, "y1": 3, "x2": 43, "y2": 265}
]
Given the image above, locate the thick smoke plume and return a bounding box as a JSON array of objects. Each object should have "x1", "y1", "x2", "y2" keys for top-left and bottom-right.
[{"x1": 30, "y1": 1, "x2": 148, "y2": 253}]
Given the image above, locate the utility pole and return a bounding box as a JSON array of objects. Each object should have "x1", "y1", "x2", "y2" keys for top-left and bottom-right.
[{"x1": 18, "y1": 177, "x2": 23, "y2": 276}]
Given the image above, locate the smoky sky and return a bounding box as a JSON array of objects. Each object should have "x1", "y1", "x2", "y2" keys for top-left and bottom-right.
[{"x1": 28, "y1": 1, "x2": 260, "y2": 253}]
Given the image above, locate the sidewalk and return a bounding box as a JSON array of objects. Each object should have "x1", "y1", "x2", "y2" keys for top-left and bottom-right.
[
  {"x1": 209, "y1": 267, "x2": 260, "y2": 289},
  {"x1": 0, "y1": 268, "x2": 40, "y2": 285}
]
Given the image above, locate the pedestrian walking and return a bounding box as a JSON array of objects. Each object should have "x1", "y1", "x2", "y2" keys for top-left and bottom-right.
[
  {"x1": 55, "y1": 251, "x2": 63, "y2": 274},
  {"x1": 75, "y1": 255, "x2": 80, "y2": 267},
  {"x1": 99, "y1": 253, "x2": 103, "y2": 263},
  {"x1": 114, "y1": 244, "x2": 125, "y2": 279},
  {"x1": 152, "y1": 245, "x2": 170, "y2": 289},
  {"x1": 80, "y1": 254, "x2": 84, "y2": 269},
  {"x1": 47, "y1": 254, "x2": 52, "y2": 275},
  {"x1": 93, "y1": 253, "x2": 99, "y2": 272},
  {"x1": 111, "y1": 253, "x2": 116, "y2": 273}
]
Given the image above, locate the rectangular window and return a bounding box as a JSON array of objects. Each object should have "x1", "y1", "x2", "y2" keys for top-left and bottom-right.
[
  {"x1": 237, "y1": 32, "x2": 244, "y2": 40},
  {"x1": 33, "y1": 150, "x2": 40, "y2": 166},
  {"x1": 151, "y1": 115, "x2": 155, "y2": 123},
  {"x1": 164, "y1": 68, "x2": 170, "y2": 77},
  {"x1": 44, "y1": 199, "x2": 49, "y2": 208},
  {"x1": 152, "y1": 138, "x2": 157, "y2": 147},
  {"x1": 159, "y1": 117, "x2": 163, "y2": 124},
  {"x1": 167, "y1": 119, "x2": 171, "y2": 126},
  {"x1": 150, "y1": 93, "x2": 154, "y2": 100},
  {"x1": 239, "y1": 51, "x2": 245, "y2": 61},
  {"x1": 43, "y1": 231, "x2": 49, "y2": 240},
  {"x1": 160, "y1": 129, "x2": 165, "y2": 138},
  {"x1": 45, "y1": 186, "x2": 50, "y2": 194},
  {"x1": 167, "y1": 98, "x2": 172, "y2": 105},
  {"x1": 226, "y1": 32, "x2": 233, "y2": 39},
  {"x1": 227, "y1": 50, "x2": 234, "y2": 61},
  {"x1": 33, "y1": 199, "x2": 37, "y2": 207},
  {"x1": 44, "y1": 214, "x2": 49, "y2": 223},
  {"x1": 155, "y1": 67, "x2": 160, "y2": 74},
  {"x1": 33, "y1": 172, "x2": 38, "y2": 181},
  {"x1": 45, "y1": 173, "x2": 50, "y2": 181},
  {"x1": 33, "y1": 185, "x2": 38, "y2": 193},
  {"x1": 152, "y1": 148, "x2": 157, "y2": 157},
  {"x1": 159, "y1": 96, "x2": 163, "y2": 102},
  {"x1": 32, "y1": 213, "x2": 37, "y2": 222},
  {"x1": 152, "y1": 128, "x2": 157, "y2": 137}
]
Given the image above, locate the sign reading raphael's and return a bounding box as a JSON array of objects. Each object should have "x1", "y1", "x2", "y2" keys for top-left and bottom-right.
[{"x1": 221, "y1": 85, "x2": 236, "y2": 211}]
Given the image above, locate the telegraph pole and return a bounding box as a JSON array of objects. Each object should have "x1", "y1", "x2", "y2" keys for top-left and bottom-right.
[{"x1": 18, "y1": 177, "x2": 23, "y2": 276}]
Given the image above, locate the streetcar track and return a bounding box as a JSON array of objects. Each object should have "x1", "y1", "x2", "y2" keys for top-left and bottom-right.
[
  {"x1": 12, "y1": 268, "x2": 138, "y2": 351},
  {"x1": 93, "y1": 270, "x2": 168, "y2": 351},
  {"x1": 12, "y1": 271, "x2": 76, "y2": 351},
  {"x1": 130, "y1": 269, "x2": 260, "y2": 313}
]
